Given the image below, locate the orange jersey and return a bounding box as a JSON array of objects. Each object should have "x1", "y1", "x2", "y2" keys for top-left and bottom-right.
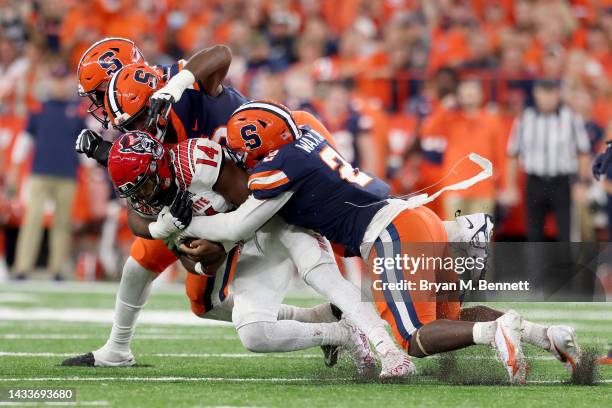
[{"x1": 439, "y1": 110, "x2": 502, "y2": 199}]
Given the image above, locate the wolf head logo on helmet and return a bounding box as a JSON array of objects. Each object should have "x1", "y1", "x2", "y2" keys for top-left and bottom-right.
[
  {"x1": 107, "y1": 130, "x2": 175, "y2": 208},
  {"x1": 77, "y1": 37, "x2": 145, "y2": 128},
  {"x1": 118, "y1": 132, "x2": 163, "y2": 157}
]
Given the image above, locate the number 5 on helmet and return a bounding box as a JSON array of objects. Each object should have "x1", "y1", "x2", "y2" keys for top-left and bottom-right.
[{"x1": 226, "y1": 100, "x2": 300, "y2": 168}]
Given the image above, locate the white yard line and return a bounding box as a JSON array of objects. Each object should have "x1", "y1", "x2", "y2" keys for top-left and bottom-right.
[
  {"x1": 4, "y1": 351, "x2": 602, "y2": 362},
  {"x1": 0, "y1": 376, "x2": 609, "y2": 384},
  {"x1": 0, "y1": 308, "x2": 231, "y2": 327},
  {"x1": 0, "y1": 352, "x2": 320, "y2": 359},
  {"x1": 0, "y1": 307, "x2": 610, "y2": 329},
  {"x1": 0, "y1": 334, "x2": 238, "y2": 340},
  {"x1": 0, "y1": 294, "x2": 36, "y2": 303},
  {"x1": 0, "y1": 376, "x2": 336, "y2": 383},
  {"x1": 0, "y1": 402, "x2": 108, "y2": 406}
]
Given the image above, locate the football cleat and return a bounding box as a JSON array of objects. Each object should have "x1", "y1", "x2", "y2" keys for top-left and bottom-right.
[
  {"x1": 321, "y1": 345, "x2": 340, "y2": 367},
  {"x1": 320, "y1": 304, "x2": 343, "y2": 367},
  {"x1": 454, "y1": 212, "x2": 494, "y2": 257},
  {"x1": 451, "y1": 212, "x2": 494, "y2": 287},
  {"x1": 62, "y1": 349, "x2": 136, "y2": 367},
  {"x1": 379, "y1": 349, "x2": 416, "y2": 380},
  {"x1": 493, "y1": 310, "x2": 527, "y2": 384},
  {"x1": 339, "y1": 319, "x2": 376, "y2": 376},
  {"x1": 61, "y1": 352, "x2": 96, "y2": 367},
  {"x1": 547, "y1": 325, "x2": 581, "y2": 374}
]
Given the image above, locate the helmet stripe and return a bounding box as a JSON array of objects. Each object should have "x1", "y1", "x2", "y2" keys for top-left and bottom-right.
[
  {"x1": 77, "y1": 37, "x2": 137, "y2": 78},
  {"x1": 233, "y1": 101, "x2": 300, "y2": 140},
  {"x1": 107, "y1": 70, "x2": 125, "y2": 119}
]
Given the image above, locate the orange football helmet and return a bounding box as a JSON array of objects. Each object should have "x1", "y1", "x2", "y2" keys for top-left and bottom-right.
[
  {"x1": 227, "y1": 100, "x2": 301, "y2": 167},
  {"x1": 104, "y1": 64, "x2": 165, "y2": 138},
  {"x1": 77, "y1": 37, "x2": 144, "y2": 127}
]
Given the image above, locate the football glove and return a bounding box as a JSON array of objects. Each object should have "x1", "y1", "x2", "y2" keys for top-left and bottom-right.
[
  {"x1": 148, "y1": 192, "x2": 193, "y2": 240},
  {"x1": 75, "y1": 129, "x2": 112, "y2": 167},
  {"x1": 145, "y1": 93, "x2": 174, "y2": 131},
  {"x1": 145, "y1": 69, "x2": 195, "y2": 129},
  {"x1": 170, "y1": 190, "x2": 194, "y2": 229},
  {"x1": 593, "y1": 141, "x2": 612, "y2": 181}
]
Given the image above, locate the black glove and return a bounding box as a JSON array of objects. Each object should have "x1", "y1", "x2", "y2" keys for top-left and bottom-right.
[
  {"x1": 593, "y1": 141, "x2": 612, "y2": 181},
  {"x1": 169, "y1": 190, "x2": 193, "y2": 230},
  {"x1": 75, "y1": 129, "x2": 112, "y2": 167},
  {"x1": 145, "y1": 94, "x2": 174, "y2": 131}
]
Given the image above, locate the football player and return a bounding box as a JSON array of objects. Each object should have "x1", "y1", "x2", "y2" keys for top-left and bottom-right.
[
  {"x1": 101, "y1": 130, "x2": 419, "y2": 377},
  {"x1": 163, "y1": 100, "x2": 582, "y2": 384},
  {"x1": 67, "y1": 37, "x2": 247, "y2": 367},
  {"x1": 70, "y1": 41, "x2": 409, "y2": 376}
]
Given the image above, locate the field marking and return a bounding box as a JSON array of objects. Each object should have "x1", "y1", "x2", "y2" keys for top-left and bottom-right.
[
  {"x1": 0, "y1": 402, "x2": 108, "y2": 406},
  {"x1": 0, "y1": 376, "x2": 609, "y2": 384},
  {"x1": 0, "y1": 334, "x2": 238, "y2": 341},
  {"x1": 4, "y1": 351, "x2": 602, "y2": 362},
  {"x1": 0, "y1": 294, "x2": 36, "y2": 304},
  {"x1": 0, "y1": 352, "x2": 321, "y2": 359},
  {"x1": 0, "y1": 308, "x2": 232, "y2": 327},
  {"x1": 1, "y1": 307, "x2": 610, "y2": 329}
]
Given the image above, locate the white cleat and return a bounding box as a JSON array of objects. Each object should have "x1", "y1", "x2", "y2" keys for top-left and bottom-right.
[
  {"x1": 379, "y1": 349, "x2": 416, "y2": 380},
  {"x1": 494, "y1": 310, "x2": 527, "y2": 384},
  {"x1": 454, "y1": 213, "x2": 494, "y2": 256},
  {"x1": 62, "y1": 348, "x2": 136, "y2": 367},
  {"x1": 450, "y1": 213, "x2": 494, "y2": 285},
  {"x1": 547, "y1": 325, "x2": 581, "y2": 375},
  {"x1": 339, "y1": 319, "x2": 376, "y2": 376},
  {"x1": 92, "y1": 346, "x2": 136, "y2": 367}
]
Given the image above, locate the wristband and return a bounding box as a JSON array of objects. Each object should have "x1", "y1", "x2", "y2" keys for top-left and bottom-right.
[{"x1": 164, "y1": 69, "x2": 196, "y2": 101}]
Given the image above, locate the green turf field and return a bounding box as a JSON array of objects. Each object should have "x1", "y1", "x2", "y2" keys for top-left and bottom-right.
[{"x1": 0, "y1": 282, "x2": 610, "y2": 407}]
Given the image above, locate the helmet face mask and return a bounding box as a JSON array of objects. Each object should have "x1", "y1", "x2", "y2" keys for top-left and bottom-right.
[
  {"x1": 83, "y1": 87, "x2": 110, "y2": 128},
  {"x1": 77, "y1": 37, "x2": 145, "y2": 128}
]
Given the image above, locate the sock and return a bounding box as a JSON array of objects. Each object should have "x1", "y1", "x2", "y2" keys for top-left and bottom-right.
[
  {"x1": 302, "y1": 262, "x2": 401, "y2": 355},
  {"x1": 521, "y1": 320, "x2": 550, "y2": 350},
  {"x1": 99, "y1": 257, "x2": 156, "y2": 356},
  {"x1": 368, "y1": 326, "x2": 397, "y2": 355},
  {"x1": 472, "y1": 321, "x2": 496, "y2": 345},
  {"x1": 277, "y1": 303, "x2": 338, "y2": 323},
  {"x1": 237, "y1": 320, "x2": 350, "y2": 352}
]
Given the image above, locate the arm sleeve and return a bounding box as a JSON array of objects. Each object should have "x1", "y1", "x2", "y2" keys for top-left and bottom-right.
[{"x1": 184, "y1": 191, "x2": 294, "y2": 245}]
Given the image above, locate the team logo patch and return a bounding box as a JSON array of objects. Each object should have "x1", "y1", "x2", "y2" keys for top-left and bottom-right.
[{"x1": 120, "y1": 133, "x2": 163, "y2": 157}]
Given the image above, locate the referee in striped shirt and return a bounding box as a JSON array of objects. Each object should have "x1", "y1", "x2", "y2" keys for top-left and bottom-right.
[{"x1": 504, "y1": 79, "x2": 591, "y2": 241}]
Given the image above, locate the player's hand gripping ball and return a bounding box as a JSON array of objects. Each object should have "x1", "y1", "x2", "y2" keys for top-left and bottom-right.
[{"x1": 149, "y1": 192, "x2": 193, "y2": 240}]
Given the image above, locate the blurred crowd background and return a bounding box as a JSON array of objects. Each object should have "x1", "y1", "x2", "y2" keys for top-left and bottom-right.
[{"x1": 0, "y1": 0, "x2": 611, "y2": 281}]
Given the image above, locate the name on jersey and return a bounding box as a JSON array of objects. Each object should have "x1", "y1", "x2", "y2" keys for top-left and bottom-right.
[{"x1": 295, "y1": 130, "x2": 325, "y2": 154}]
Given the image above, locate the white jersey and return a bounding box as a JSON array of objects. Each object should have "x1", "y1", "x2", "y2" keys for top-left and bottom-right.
[
  {"x1": 170, "y1": 138, "x2": 336, "y2": 326},
  {"x1": 170, "y1": 138, "x2": 232, "y2": 216}
]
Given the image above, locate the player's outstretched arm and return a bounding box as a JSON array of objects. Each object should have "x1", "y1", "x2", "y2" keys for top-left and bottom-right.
[
  {"x1": 184, "y1": 44, "x2": 232, "y2": 96},
  {"x1": 151, "y1": 45, "x2": 231, "y2": 104},
  {"x1": 178, "y1": 192, "x2": 293, "y2": 248}
]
